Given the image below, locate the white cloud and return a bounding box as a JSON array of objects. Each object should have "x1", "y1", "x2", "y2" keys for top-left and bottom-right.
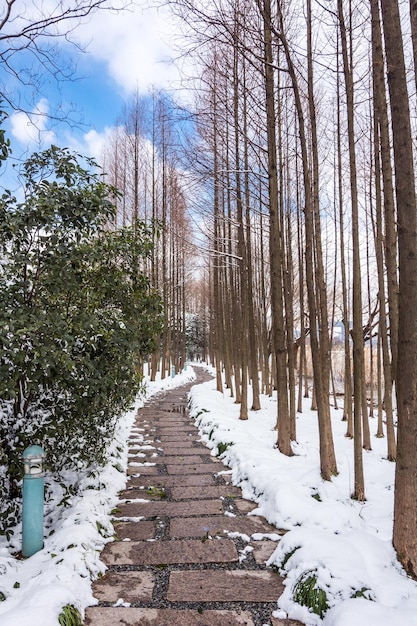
[
  {"x1": 81, "y1": 127, "x2": 114, "y2": 161},
  {"x1": 76, "y1": 5, "x2": 183, "y2": 96},
  {"x1": 63, "y1": 125, "x2": 116, "y2": 162},
  {"x1": 10, "y1": 98, "x2": 55, "y2": 146}
]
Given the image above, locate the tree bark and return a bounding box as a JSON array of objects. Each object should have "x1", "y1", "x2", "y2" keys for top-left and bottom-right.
[{"x1": 381, "y1": 0, "x2": 417, "y2": 577}]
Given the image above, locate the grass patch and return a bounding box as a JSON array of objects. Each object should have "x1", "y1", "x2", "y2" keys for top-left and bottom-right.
[
  {"x1": 217, "y1": 442, "x2": 234, "y2": 456},
  {"x1": 96, "y1": 521, "x2": 112, "y2": 538},
  {"x1": 293, "y1": 570, "x2": 329, "y2": 618},
  {"x1": 58, "y1": 605, "x2": 82, "y2": 626},
  {"x1": 280, "y1": 546, "x2": 300, "y2": 569},
  {"x1": 351, "y1": 586, "x2": 372, "y2": 599}
]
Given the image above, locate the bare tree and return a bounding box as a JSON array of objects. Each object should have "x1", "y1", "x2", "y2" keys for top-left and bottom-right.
[{"x1": 0, "y1": 0, "x2": 130, "y2": 119}]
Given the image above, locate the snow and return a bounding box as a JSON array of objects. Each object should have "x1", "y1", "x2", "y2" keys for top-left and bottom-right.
[
  {"x1": 0, "y1": 367, "x2": 197, "y2": 626},
  {"x1": 188, "y1": 366, "x2": 417, "y2": 625},
  {"x1": 1, "y1": 363, "x2": 417, "y2": 626}
]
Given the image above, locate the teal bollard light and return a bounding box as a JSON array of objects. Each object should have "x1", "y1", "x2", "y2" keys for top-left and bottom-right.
[
  {"x1": 22, "y1": 445, "x2": 46, "y2": 558},
  {"x1": 171, "y1": 365, "x2": 175, "y2": 378}
]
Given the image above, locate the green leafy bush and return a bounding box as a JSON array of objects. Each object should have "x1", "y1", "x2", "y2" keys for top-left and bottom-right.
[{"x1": 0, "y1": 145, "x2": 164, "y2": 533}]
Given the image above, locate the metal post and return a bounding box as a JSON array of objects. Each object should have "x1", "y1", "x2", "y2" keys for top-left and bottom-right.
[
  {"x1": 171, "y1": 364, "x2": 175, "y2": 378},
  {"x1": 22, "y1": 445, "x2": 46, "y2": 557}
]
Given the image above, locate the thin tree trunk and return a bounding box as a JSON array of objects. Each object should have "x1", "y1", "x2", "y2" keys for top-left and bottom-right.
[
  {"x1": 262, "y1": 0, "x2": 291, "y2": 454},
  {"x1": 338, "y1": 0, "x2": 365, "y2": 499},
  {"x1": 371, "y1": 0, "x2": 396, "y2": 459}
]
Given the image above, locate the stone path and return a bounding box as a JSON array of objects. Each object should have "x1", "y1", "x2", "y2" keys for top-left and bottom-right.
[{"x1": 84, "y1": 369, "x2": 302, "y2": 626}]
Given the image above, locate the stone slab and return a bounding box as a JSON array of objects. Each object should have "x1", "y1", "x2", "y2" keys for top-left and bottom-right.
[
  {"x1": 160, "y1": 446, "x2": 211, "y2": 455},
  {"x1": 101, "y1": 538, "x2": 238, "y2": 566},
  {"x1": 157, "y1": 434, "x2": 196, "y2": 442},
  {"x1": 156, "y1": 419, "x2": 190, "y2": 425},
  {"x1": 167, "y1": 570, "x2": 283, "y2": 602},
  {"x1": 234, "y1": 499, "x2": 258, "y2": 514},
  {"x1": 155, "y1": 439, "x2": 194, "y2": 448},
  {"x1": 252, "y1": 540, "x2": 280, "y2": 565},
  {"x1": 114, "y1": 499, "x2": 224, "y2": 518},
  {"x1": 85, "y1": 607, "x2": 254, "y2": 625},
  {"x1": 127, "y1": 474, "x2": 216, "y2": 488},
  {"x1": 127, "y1": 465, "x2": 159, "y2": 476},
  {"x1": 156, "y1": 424, "x2": 190, "y2": 431},
  {"x1": 165, "y1": 463, "x2": 219, "y2": 475},
  {"x1": 129, "y1": 447, "x2": 158, "y2": 455},
  {"x1": 271, "y1": 617, "x2": 304, "y2": 626},
  {"x1": 158, "y1": 426, "x2": 196, "y2": 433},
  {"x1": 120, "y1": 487, "x2": 168, "y2": 500},
  {"x1": 159, "y1": 455, "x2": 204, "y2": 464},
  {"x1": 170, "y1": 515, "x2": 276, "y2": 538},
  {"x1": 129, "y1": 455, "x2": 160, "y2": 464},
  {"x1": 171, "y1": 485, "x2": 240, "y2": 500},
  {"x1": 113, "y1": 520, "x2": 156, "y2": 541},
  {"x1": 92, "y1": 570, "x2": 154, "y2": 602}
]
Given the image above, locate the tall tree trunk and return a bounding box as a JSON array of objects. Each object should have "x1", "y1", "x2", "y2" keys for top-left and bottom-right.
[
  {"x1": 212, "y1": 61, "x2": 223, "y2": 393},
  {"x1": 269, "y1": 0, "x2": 336, "y2": 475},
  {"x1": 381, "y1": 0, "x2": 417, "y2": 577},
  {"x1": 307, "y1": 0, "x2": 336, "y2": 470},
  {"x1": 338, "y1": 0, "x2": 365, "y2": 500},
  {"x1": 242, "y1": 58, "x2": 261, "y2": 412},
  {"x1": 335, "y1": 33, "x2": 353, "y2": 434},
  {"x1": 232, "y1": 18, "x2": 249, "y2": 420},
  {"x1": 262, "y1": 0, "x2": 291, "y2": 454},
  {"x1": 371, "y1": 0, "x2": 397, "y2": 460}
]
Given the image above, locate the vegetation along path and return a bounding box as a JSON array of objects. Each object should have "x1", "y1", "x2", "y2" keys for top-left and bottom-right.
[{"x1": 84, "y1": 369, "x2": 302, "y2": 626}]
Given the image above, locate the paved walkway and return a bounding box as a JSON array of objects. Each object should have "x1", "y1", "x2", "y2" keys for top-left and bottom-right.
[{"x1": 84, "y1": 368, "x2": 302, "y2": 626}]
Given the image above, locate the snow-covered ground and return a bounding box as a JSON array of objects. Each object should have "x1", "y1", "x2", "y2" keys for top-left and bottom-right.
[
  {"x1": 188, "y1": 367, "x2": 417, "y2": 626},
  {"x1": 0, "y1": 366, "x2": 197, "y2": 626},
  {"x1": 1, "y1": 363, "x2": 416, "y2": 626}
]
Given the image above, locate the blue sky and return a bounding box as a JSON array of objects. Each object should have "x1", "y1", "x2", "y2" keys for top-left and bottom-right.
[{"x1": 1, "y1": 1, "x2": 185, "y2": 180}]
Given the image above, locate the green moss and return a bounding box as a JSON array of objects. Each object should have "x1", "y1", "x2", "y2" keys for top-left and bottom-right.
[
  {"x1": 146, "y1": 486, "x2": 167, "y2": 499},
  {"x1": 293, "y1": 570, "x2": 329, "y2": 618}
]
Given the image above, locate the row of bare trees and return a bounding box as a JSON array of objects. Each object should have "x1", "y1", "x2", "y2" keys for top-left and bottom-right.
[
  {"x1": 102, "y1": 92, "x2": 193, "y2": 379},
  {"x1": 88, "y1": 0, "x2": 417, "y2": 581},
  {"x1": 157, "y1": 0, "x2": 417, "y2": 577}
]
